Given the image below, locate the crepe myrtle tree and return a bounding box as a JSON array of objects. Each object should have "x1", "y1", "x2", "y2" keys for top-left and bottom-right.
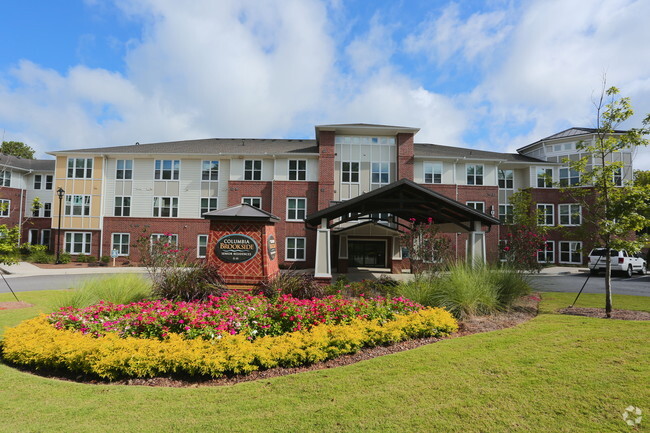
[
  {"x1": 500, "y1": 189, "x2": 549, "y2": 273},
  {"x1": 563, "y1": 83, "x2": 650, "y2": 317},
  {"x1": 400, "y1": 217, "x2": 452, "y2": 275}
]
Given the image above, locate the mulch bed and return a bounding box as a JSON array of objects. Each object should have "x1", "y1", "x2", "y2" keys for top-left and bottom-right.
[
  {"x1": 558, "y1": 307, "x2": 650, "y2": 321},
  {"x1": 0, "y1": 301, "x2": 34, "y2": 310}
]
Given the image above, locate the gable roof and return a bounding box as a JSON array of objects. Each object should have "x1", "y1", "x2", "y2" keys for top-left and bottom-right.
[
  {"x1": 0, "y1": 153, "x2": 55, "y2": 172},
  {"x1": 517, "y1": 127, "x2": 628, "y2": 152},
  {"x1": 202, "y1": 203, "x2": 280, "y2": 222},
  {"x1": 414, "y1": 143, "x2": 545, "y2": 162},
  {"x1": 50, "y1": 138, "x2": 318, "y2": 156}
]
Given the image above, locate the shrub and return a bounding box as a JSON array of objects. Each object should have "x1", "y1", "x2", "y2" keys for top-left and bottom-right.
[
  {"x1": 86, "y1": 255, "x2": 97, "y2": 263},
  {"x1": 487, "y1": 266, "x2": 531, "y2": 305},
  {"x1": 29, "y1": 250, "x2": 54, "y2": 264},
  {"x1": 75, "y1": 255, "x2": 88, "y2": 263},
  {"x1": 59, "y1": 252, "x2": 72, "y2": 264},
  {"x1": 258, "y1": 272, "x2": 323, "y2": 300},
  {"x1": 3, "y1": 308, "x2": 458, "y2": 380},
  {"x1": 54, "y1": 274, "x2": 152, "y2": 309},
  {"x1": 327, "y1": 275, "x2": 399, "y2": 298},
  {"x1": 152, "y1": 262, "x2": 226, "y2": 301},
  {"x1": 100, "y1": 255, "x2": 110, "y2": 264}
]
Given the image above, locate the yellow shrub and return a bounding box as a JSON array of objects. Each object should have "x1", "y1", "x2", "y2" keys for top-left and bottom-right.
[{"x1": 1, "y1": 308, "x2": 457, "y2": 380}]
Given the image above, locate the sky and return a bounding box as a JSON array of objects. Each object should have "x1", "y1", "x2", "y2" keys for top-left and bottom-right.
[{"x1": 1, "y1": 0, "x2": 649, "y2": 168}]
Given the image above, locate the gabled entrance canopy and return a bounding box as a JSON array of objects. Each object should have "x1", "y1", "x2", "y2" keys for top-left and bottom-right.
[{"x1": 305, "y1": 178, "x2": 501, "y2": 232}]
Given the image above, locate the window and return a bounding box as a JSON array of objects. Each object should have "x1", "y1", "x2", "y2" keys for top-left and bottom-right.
[
  {"x1": 34, "y1": 174, "x2": 42, "y2": 189},
  {"x1": 202, "y1": 160, "x2": 219, "y2": 181},
  {"x1": 537, "y1": 241, "x2": 555, "y2": 263},
  {"x1": 466, "y1": 201, "x2": 485, "y2": 213},
  {"x1": 537, "y1": 168, "x2": 553, "y2": 188},
  {"x1": 153, "y1": 197, "x2": 178, "y2": 217},
  {"x1": 499, "y1": 204, "x2": 513, "y2": 224},
  {"x1": 41, "y1": 229, "x2": 51, "y2": 246},
  {"x1": 559, "y1": 204, "x2": 581, "y2": 226},
  {"x1": 154, "y1": 160, "x2": 180, "y2": 180},
  {"x1": 288, "y1": 160, "x2": 306, "y2": 181},
  {"x1": 65, "y1": 232, "x2": 92, "y2": 255},
  {"x1": 467, "y1": 164, "x2": 484, "y2": 185},
  {"x1": 43, "y1": 203, "x2": 51, "y2": 218},
  {"x1": 559, "y1": 241, "x2": 582, "y2": 264},
  {"x1": 341, "y1": 161, "x2": 359, "y2": 183},
  {"x1": 33, "y1": 174, "x2": 53, "y2": 190},
  {"x1": 45, "y1": 175, "x2": 53, "y2": 190},
  {"x1": 114, "y1": 196, "x2": 131, "y2": 217},
  {"x1": 287, "y1": 198, "x2": 307, "y2": 221},
  {"x1": 559, "y1": 168, "x2": 580, "y2": 187},
  {"x1": 67, "y1": 158, "x2": 93, "y2": 179},
  {"x1": 0, "y1": 171, "x2": 11, "y2": 187},
  {"x1": 200, "y1": 198, "x2": 218, "y2": 215},
  {"x1": 498, "y1": 240, "x2": 509, "y2": 262},
  {"x1": 111, "y1": 233, "x2": 130, "y2": 256},
  {"x1": 371, "y1": 162, "x2": 389, "y2": 184},
  {"x1": 242, "y1": 197, "x2": 262, "y2": 208},
  {"x1": 498, "y1": 169, "x2": 513, "y2": 189},
  {"x1": 116, "y1": 160, "x2": 133, "y2": 180},
  {"x1": 424, "y1": 162, "x2": 442, "y2": 184},
  {"x1": 244, "y1": 160, "x2": 262, "y2": 181},
  {"x1": 537, "y1": 204, "x2": 554, "y2": 226},
  {"x1": 151, "y1": 233, "x2": 178, "y2": 245},
  {"x1": 28, "y1": 229, "x2": 39, "y2": 245},
  {"x1": 64, "y1": 195, "x2": 90, "y2": 216},
  {"x1": 613, "y1": 167, "x2": 622, "y2": 186},
  {"x1": 286, "y1": 237, "x2": 306, "y2": 261},
  {"x1": 197, "y1": 234, "x2": 208, "y2": 258}
]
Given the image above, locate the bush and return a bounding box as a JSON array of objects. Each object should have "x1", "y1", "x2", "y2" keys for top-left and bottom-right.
[
  {"x1": 100, "y1": 255, "x2": 110, "y2": 264},
  {"x1": 54, "y1": 274, "x2": 152, "y2": 309},
  {"x1": 3, "y1": 308, "x2": 458, "y2": 380},
  {"x1": 327, "y1": 275, "x2": 399, "y2": 298},
  {"x1": 75, "y1": 255, "x2": 88, "y2": 263},
  {"x1": 86, "y1": 255, "x2": 97, "y2": 263},
  {"x1": 487, "y1": 266, "x2": 531, "y2": 305},
  {"x1": 258, "y1": 271, "x2": 323, "y2": 300},
  {"x1": 29, "y1": 250, "x2": 54, "y2": 264},
  {"x1": 59, "y1": 252, "x2": 72, "y2": 264},
  {"x1": 152, "y1": 262, "x2": 226, "y2": 301}
]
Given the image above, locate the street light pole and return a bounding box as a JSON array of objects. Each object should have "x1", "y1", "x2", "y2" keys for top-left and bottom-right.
[{"x1": 56, "y1": 187, "x2": 65, "y2": 264}]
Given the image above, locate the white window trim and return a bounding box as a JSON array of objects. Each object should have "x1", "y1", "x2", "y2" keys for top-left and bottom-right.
[
  {"x1": 498, "y1": 169, "x2": 514, "y2": 190},
  {"x1": 111, "y1": 233, "x2": 131, "y2": 256},
  {"x1": 423, "y1": 162, "x2": 443, "y2": 184},
  {"x1": 466, "y1": 164, "x2": 484, "y2": 186},
  {"x1": 537, "y1": 203, "x2": 555, "y2": 226},
  {"x1": 243, "y1": 159, "x2": 263, "y2": 181},
  {"x1": 200, "y1": 197, "x2": 219, "y2": 216},
  {"x1": 341, "y1": 161, "x2": 360, "y2": 184},
  {"x1": 153, "y1": 159, "x2": 181, "y2": 181},
  {"x1": 537, "y1": 241, "x2": 555, "y2": 263},
  {"x1": 197, "y1": 234, "x2": 208, "y2": 258},
  {"x1": 559, "y1": 241, "x2": 582, "y2": 264},
  {"x1": 67, "y1": 157, "x2": 93, "y2": 179},
  {"x1": 116, "y1": 159, "x2": 134, "y2": 180},
  {"x1": 40, "y1": 229, "x2": 51, "y2": 246},
  {"x1": 288, "y1": 159, "x2": 307, "y2": 181},
  {"x1": 201, "y1": 160, "x2": 220, "y2": 182},
  {"x1": 558, "y1": 204, "x2": 582, "y2": 226},
  {"x1": 0, "y1": 199, "x2": 10, "y2": 217},
  {"x1": 0, "y1": 170, "x2": 11, "y2": 187},
  {"x1": 150, "y1": 233, "x2": 178, "y2": 246},
  {"x1": 286, "y1": 197, "x2": 307, "y2": 222},
  {"x1": 64, "y1": 195, "x2": 91, "y2": 217},
  {"x1": 498, "y1": 204, "x2": 513, "y2": 224},
  {"x1": 65, "y1": 232, "x2": 92, "y2": 255},
  {"x1": 152, "y1": 196, "x2": 179, "y2": 218},
  {"x1": 242, "y1": 197, "x2": 262, "y2": 208},
  {"x1": 370, "y1": 161, "x2": 390, "y2": 185},
  {"x1": 466, "y1": 201, "x2": 485, "y2": 213},
  {"x1": 33, "y1": 174, "x2": 42, "y2": 189},
  {"x1": 285, "y1": 237, "x2": 307, "y2": 261},
  {"x1": 114, "y1": 196, "x2": 131, "y2": 217},
  {"x1": 536, "y1": 167, "x2": 554, "y2": 188}
]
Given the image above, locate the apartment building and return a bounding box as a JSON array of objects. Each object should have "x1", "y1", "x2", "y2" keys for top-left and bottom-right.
[
  {"x1": 0, "y1": 124, "x2": 634, "y2": 269},
  {"x1": 0, "y1": 154, "x2": 55, "y2": 246}
]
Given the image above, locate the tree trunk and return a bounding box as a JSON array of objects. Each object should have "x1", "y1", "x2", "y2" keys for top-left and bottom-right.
[{"x1": 605, "y1": 250, "x2": 612, "y2": 318}]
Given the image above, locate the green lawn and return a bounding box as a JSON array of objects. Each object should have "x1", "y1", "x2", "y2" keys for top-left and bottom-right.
[{"x1": 1, "y1": 290, "x2": 648, "y2": 433}]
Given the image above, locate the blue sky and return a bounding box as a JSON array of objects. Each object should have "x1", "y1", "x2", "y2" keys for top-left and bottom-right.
[{"x1": 1, "y1": 0, "x2": 649, "y2": 168}]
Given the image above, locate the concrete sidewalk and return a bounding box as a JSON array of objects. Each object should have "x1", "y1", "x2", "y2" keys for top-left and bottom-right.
[{"x1": 0, "y1": 261, "x2": 148, "y2": 278}]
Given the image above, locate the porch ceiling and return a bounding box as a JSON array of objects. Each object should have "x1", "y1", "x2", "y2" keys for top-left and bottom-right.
[{"x1": 305, "y1": 178, "x2": 501, "y2": 232}]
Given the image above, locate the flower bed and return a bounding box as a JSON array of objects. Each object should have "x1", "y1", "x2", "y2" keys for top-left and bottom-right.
[{"x1": 1, "y1": 294, "x2": 458, "y2": 380}]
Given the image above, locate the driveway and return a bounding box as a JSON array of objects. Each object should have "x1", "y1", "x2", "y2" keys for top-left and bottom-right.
[{"x1": 529, "y1": 272, "x2": 650, "y2": 297}]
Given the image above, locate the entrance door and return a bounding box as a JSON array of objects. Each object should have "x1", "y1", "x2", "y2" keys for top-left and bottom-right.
[{"x1": 348, "y1": 240, "x2": 386, "y2": 267}]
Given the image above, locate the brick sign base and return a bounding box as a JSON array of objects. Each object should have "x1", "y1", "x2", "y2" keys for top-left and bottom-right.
[{"x1": 208, "y1": 220, "x2": 279, "y2": 287}]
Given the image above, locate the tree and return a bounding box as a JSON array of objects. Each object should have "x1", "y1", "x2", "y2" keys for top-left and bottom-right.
[
  {"x1": 564, "y1": 84, "x2": 650, "y2": 317},
  {"x1": 400, "y1": 217, "x2": 452, "y2": 275},
  {"x1": 0, "y1": 141, "x2": 35, "y2": 159}
]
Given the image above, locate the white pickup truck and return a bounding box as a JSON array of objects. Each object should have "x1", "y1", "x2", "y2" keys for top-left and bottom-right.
[{"x1": 588, "y1": 248, "x2": 647, "y2": 277}]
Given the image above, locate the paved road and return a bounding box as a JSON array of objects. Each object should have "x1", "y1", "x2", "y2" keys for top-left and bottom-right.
[
  {"x1": 0, "y1": 274, "x2": 147, "y2": 294},
  {"x1": 530, "y1": 272, "x2": 650, "y2": 297}
]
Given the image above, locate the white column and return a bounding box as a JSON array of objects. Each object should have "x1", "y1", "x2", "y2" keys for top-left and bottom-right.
[
  {"x1": 314, "y1": 217, "x2": 331, "y2": 278},
  {"x1": 468, "y1": 221, "x2": 486, "y2": 266}
]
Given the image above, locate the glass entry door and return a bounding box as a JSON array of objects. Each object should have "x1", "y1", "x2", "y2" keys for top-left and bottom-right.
[{"x1": 348, "y1": 240, "x2": 386, "y2": 267}]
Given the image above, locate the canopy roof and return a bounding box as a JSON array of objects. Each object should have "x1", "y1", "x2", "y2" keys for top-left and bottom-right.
[
  {"x1": 305, "y1": 179, "x2": 501, "y2": 232},
  {"x1": 203, "y1": 203, "x2": 280, "y2": 222}
]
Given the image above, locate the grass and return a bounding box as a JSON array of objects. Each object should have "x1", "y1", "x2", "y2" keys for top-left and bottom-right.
[
  {"x1": 0, "y1": 290, "x2": 649, "y2": 432},
  {"x1": 53, "y1": 274, "x2": 152, "y2": 309}
]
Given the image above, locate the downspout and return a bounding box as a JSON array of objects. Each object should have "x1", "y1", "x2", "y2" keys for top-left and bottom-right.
[
  {"x1": 18, "y1": 169, "x2": 32, "y2": 245},
  {"x1": 453, "y1": 158, "x2": 459, "y2": 260},
  {"x1": 99, "y1": 155, "x2": 108, "y2": 258}
]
